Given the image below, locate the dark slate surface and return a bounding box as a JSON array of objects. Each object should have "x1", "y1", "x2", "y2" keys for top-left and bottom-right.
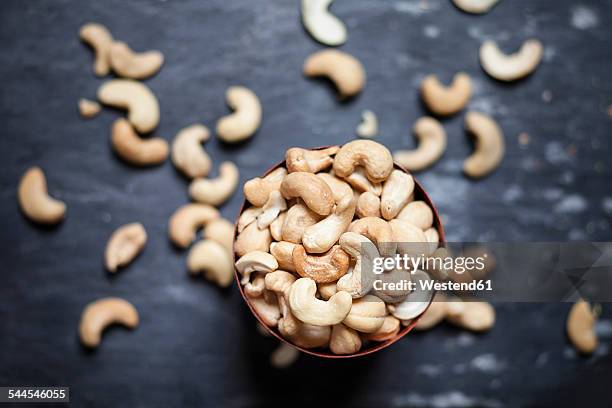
[{"x1": 1, "y1": 0, "x2": 611, "y2": 406}]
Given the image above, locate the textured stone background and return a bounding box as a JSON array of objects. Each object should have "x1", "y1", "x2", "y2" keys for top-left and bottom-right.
[{"x1": 1, "y1": 0, "x2": 611, "y2": 406}]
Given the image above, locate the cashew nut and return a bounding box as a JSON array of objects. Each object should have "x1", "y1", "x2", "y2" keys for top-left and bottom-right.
[
  {"x1": 301, "y1": 192, "x2": 355, "y2": 254},
  {"x1": 303, "y1": 49, "x2": 366, "y2": 100},
  {"x1": 235, "y1": 251, "x2": 278, "y2": 285},
  {"x1": 243, "y1": 167, "x2": 286, "y2": 207},
  {"x1": 348, "y1": 217, "x2": 396, "y2": 257},
  {"x1": 293, "y1": 245, "x2": 350, "y2": 283},
  {"x1": 247, "y1": 290, "x2": 281, "y2": 327},
  {"x1": 18, "y1": 167, "x2": 66, "y2": 225},
  {"x1": 356, "y1": 110, "x2": 378, "y2": 138},
  {"x1": 265, "y1": 271, "x2": 299, "y2": 337},
  {"x1": 257, "y1": 191, "x2": 287, "y2": 229},
  {"x1": 171, "y1": 124, "x2": 211, "y2": 178},
  {"x1": 285, "y1": 146, "x2": 339, "y2": 173},
  {"x1": 111, "y1": 118, "x2": 168, "y2": 166},
  {"x1": 189, "y1": 161, "x2": 239, "y2": 205},
  {"x1": 238, "y1": 207, "x2": 263, "y2": 233},
  {"x1": 343, "y1": 295, "x2": 386, "y2": 333},
  {"x1": 362, "y1": 316, "x2": 401, "y2": 342},
  {"x1": 396, "y1": 201, "x2": 434, "y2": 230},
  {"x1": 333, "y1": 140, "x2": 393, "y2": 184},
  {"x1": 289, "y1": 278, "x2": 352, "y2": 326},
  {"x1": 463, "y1": 111, "x2": 505, "y2": 178},
  {"x1": 104, "y1": 223, "x2": 147, "y2": 273},
  {"x1": 301, "y1": 0, "x2": 347, "y2": 46},
  {"x1": 389, "y1": 219, "x2": 430, "y2": 257},
  {"x1": 337, "y1": 232, "x2": 378, "y2": 298},
  {"x1": 187, "y1": 239, "x2": 234, "y2": 287},
  {"x1": 109, "y1": 41, "x2": 164, "y2": 79},
  {"x1": 216, "y1": 86, "x2": 262, "y2": 143},
  {"x1": 371, "y1": 267, "x2": 412, "y2": 303},
  {"x1": 330, "y1": 324, "x2": 362, "y2": 355},
  {"x1": 318, "y1": 281, "x2": 338, "y2": 300},
  {"x1": 280, "y1": 172, "x2": 334, "y2": 216},
  {"x1": 168, "y1": 203, "x2": 219, "y2": 248},
  {"x1": 269, "y1": 211, "x2": 287, "y2": 241},
  {"x1": 445, "y1": 299, "x2": 495, "y2": 332},
  {"x1": 79, "y1": 23, "x2": 113, "y2": 76},
  {"x1": 421, "y1": 73, "x2": 472, "y2": 116},
  {"x1": 281, "y1": 203, "x2": 321, "y2": 243},
  {"x1": 452, "y1": 0, "x2": 499, "y2": 14},
  {"x1": 270, "y1": 342, "x2": 300, "y2": 368},
  {"x1": 78, "y1": 98, "x2": 101, "y2": 118},
  {"x1": 424, "y1": 227, "x2": 440, "y2": 254},
  {"x1": 344, "y1": 168, "x2": 382, "y2": 196},
  {"x1": 290, "y1": 323, "x2": 331, "y2": 349},
  {"x1": 356, "y1": 192, "x2": 381, "y2": 218},
  {"x1": 244, "y1": 273, "x2": 266, "y2": 298},
  {"x1": 414, "y1": 293, "x2": 447, "y2": 331},
  {"x1": 234, "y1": 221, "x2": 272, "y2": 257},
  {"x1": 79, "y1": 297, "x2": 139, "y2": 348},
  {"x1": 394, "y1": 117, "x2": 447, "y2": 172},
  {"x1": 480, "y1": 39, "x2": 543, "y2": 82},
  {"x1": 270, "y1": 241, "x2": 298, "y2": 273},
  {"x1": 567, "y1": 299, "x2": 598, "y2": 354},
  {"x1": 203, "y1": 217, "x2": 234, "y2": 254},
  {"x1": 389, "y1": 270, "x2": 434, "y2": 320},
  {"x1": 98, "y1": 79, "x2": 160, "y2": 133},
  {"x1": 381, "y1": 170, "x2": 415, "y2": 220}
]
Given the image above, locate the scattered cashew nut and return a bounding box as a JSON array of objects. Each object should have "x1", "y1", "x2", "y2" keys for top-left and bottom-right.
[
  {"x1": 421, "y1": 73, "x2": 472, "y2": 116},
  {"x1": 463, "y1": 111, "x2": 505, "y2": 178},
  {"x1": 111, "y1": 118, "x2": 168, "y2": 166},
  {"x1": 301, "y1": 0, "x2": 347, "y2": 46},
  {"x1": 168, "y1": 203, "x2": 219, "y2": 248},
  {"x1": 452, "y1": 0, "x2": 499, "y2": 14},
  {"x1": 480, "y1": 39, "x2": 543, "y2": 82},
  {"x1": 98, "y1": 79, "x2": 160, "y2": 133},
  {"x1": 104, "y1": 223, "x2": 147, "y2": 273},
  {"x1": 171, "y1": 124, "x2": 211, "y2": 178},
  {"x1": 79, "y1": 297, "x2": 139, "y2": 348},
  {"x1": 394, "y1": 116, "x2": 447, "y2": 172},
  {"x1": 288, "y1": 278, "x2": 352, "y2": 326},
  {"x1": 203, "y1": 217, "x2": 235, "y2": 254},
  {"x1": 445, "y1": 299, "x2": 495, "y2": 332},
  {"x1": 18, "y1": 167, "x2": 66, "y2": 225},
  {"x1": 189, "y1": 161, "x2": 239, "y2": 205},
  {"x1": 109, "y1": 41, "x2": 164, "y2": 79},
  {"x1": 270, "y1": 342, "x2": 300, "y2": 368},
  {"x1": 79, "y1": 22, "x2": 113, "y2": 76},
  {"x1": 356, "y1": 110, "x2": 378, "y2": 138},
  {"x1": 78, "y1": 98, "x2": 101, "y2": 118},
  {"x1": 187, "y1": 239, "x2": 234, "y2": 287},
  {"x1": 216, "y1": 86, "x2": 262, "y2": 143},
  {"x1": 303, "y1": 49, "x2": 366, "y2": 100},
  {"x1": 567, "y1": 299, "x2": 598, "y2": 354}
]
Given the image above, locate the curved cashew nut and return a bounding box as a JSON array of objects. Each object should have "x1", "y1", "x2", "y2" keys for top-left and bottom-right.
[
  {"x1": 216, "y1": 86, "x2": 262, "y2": 143},
  {"x1": 244, "y1": 167, "x2": 287, "y2": 207},
  {"x1": 356, "y1": 192, "x2": 381, "y2": 218},
  {"x1": 363, "y1": 316, "x2": 401, "y2": 342},
  {"x1": 79, "y1": 23, "x2": 113, "y2": 76},
  {"x1": 265, "y1": 271, "x2": 300, "y2": 337},
  {"x1": 348, "y1": 217, "x2": 396, "y2": 257},
  {"x1": 567, "y1": 299, "x2": 598, "y2": 354},
  {"x1": 280, "y1": 172, "x2": 334, "y2": 216},
  {"x1": 424, "y1": 227, "x2": 439, "y2": 254},
  {"x1": 109, "y1": 41, "x2": 164, "y2": 79},
  {"x1": 381, "y1": 170, "x2": 415, "y2": 220},
  {"x1": 79, "y1": 297, "x2": 139, "y2": 348},
  {"x1": 234, "y1": 221, "x2": 272, "y2": 257},
  {"x1": 245, "y1": 273, "x2": 266, "y2": 298},
  {"x1": 301, "y1": 0, "x2": 347, "y2": 46},
  {"x1": 330, "y1": 324, "x2": 362, "y2": 355},
  {"x1": 480, "y1": 39, "x2": 543, "y2": 82},
  {"x1": 452, "y1": 0, "x2": 499, "y2": 14},
  {"x1": 301, "y1": 192, "x2": 355, "y2": 254},
  {"x1": 269, "y1": 211, "x2": 287, "y2": 241},
  {"x1": 389, "y1": 270, "x2": 434, "y2": 320},
  {"x1": 463, "y1": 111, "x2": 505, "y2": 178},
  {"x1": 356, "y1": 110, "x2": 378, "y2": 138},
  {"x1": 168, "y1": 203, "x2": 219, "y2": 248},
  {"x1": 281, "y1": 203, "x2": 321, "y2": 243},
  {"x1": 293, "y1": 244, "x2": 350, "y2": 283},
  {"x1": 247, "y1": 291, "x2": 281, "y2": 327},
  {"x1": 257, "y1": 191, "x2": 287, "y2": 229},
  {"x1": 389, "y1": 219, "x2": 430, "y2": 257},
  {"x1": 189, "y1": 161, "x2": 239, "y2": 206},
  {"x1": 98, "y1": 79, "x2": 160, "y2": 133},
  {"x1": 337, "y1": 232, "x2": 379, "y2": 298},
  {"x1": 235, "y1": 251, "x2": 278, "y2": 285},
  {"x1": 317, "y1": 173, "x2": 354, "y2": 212},
  {"x1": 372, "y1": 267, "x2": 412, "y2": 303},
  {"x1": 187, "y1": 240, "x2": 234, "y2": 287},
  {"x1": 171, "y1": 124, "x2": 211, "y2": 178},
  {"x1": 303, "y1": 49, "x2": 365, "y2": 100},
  {"x1": 421, "y1": 73, "x2": 472, "y2": 116},
  {"x1": 344, "y1": 167, "x2": 382, "y2": 196},
  {"x1": 285, "y1": 146, "x2": 339, "y2": 173},
  {"x1": 18, "y1": 167, "x2": 66, "y2": 225},
  {"x1": 318, "y1": 281, "x2": 338, "y2": 300},
  {"x1": 238, "y1": 207, "x2": 263, "y2": 233},
  {"x1": 203, "y1": 217, "x2": 235, "y2": 254},
  {"x1": 394, "y1": 117, "x2": 447, "y2": 172},
  {"x1": 396, "y1": 201, "x2": 434, "y2": 230},
  {"x1": 290, "y1": 323, "x2": 331, "y2": 349},
  {"x1": 79, "y1": 98, "x2": 101, "y2": 118},
  {"x1": 270, "y1": 241, "x2": 298, "y2": 273},
  {"x1": 414, "y1": 293, "x2": 448, "y2": 331},
  {"x1": 446, "y1": 299, "x2": 495, "y2": 332},
  {"x1": 111, "y1": 119, "x2": 168, "y2": 166},
  {"x1": 270, "y1": 342, "x2": 300, "y2": 368},
  {"x1": 333, "y1": 140, "x2": 393, "y2": 184},
  {"x1": 104, "y1": 223, "x2": 147, "y2": 273},
  {"x1": 289, "y1": 278, "x2": 352, "y2": 326},
  {"x1": 343, "y1": 295, "x2": 387, "y2": 333}
]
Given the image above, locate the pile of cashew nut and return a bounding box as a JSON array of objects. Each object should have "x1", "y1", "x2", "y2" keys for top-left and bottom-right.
[{"x1": 235, "y1": 140, "x2": 494, "y2": 355}]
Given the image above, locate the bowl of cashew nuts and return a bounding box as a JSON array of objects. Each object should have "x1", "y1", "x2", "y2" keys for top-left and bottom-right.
[{"x1": 233, "y1": 140, "x2": 445, "y2": 358}]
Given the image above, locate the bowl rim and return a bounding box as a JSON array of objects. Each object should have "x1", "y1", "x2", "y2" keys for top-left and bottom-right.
[{"x1": 233, "y1": 145, "x2": 445, "y2": 359}]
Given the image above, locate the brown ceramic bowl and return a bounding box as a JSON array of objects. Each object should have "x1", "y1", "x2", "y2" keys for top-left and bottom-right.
[{"x1": 234, "y1": 146, "x2": 445, "y2": 359}]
